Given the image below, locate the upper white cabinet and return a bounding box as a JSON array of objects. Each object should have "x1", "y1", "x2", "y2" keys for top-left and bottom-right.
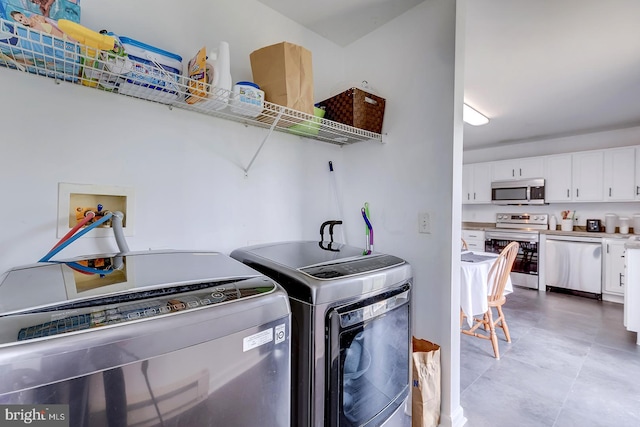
[
  {"x1": 544, "y1": 151, "x2": 604, "y2": 202},
  {"x1": 467, "y1": 146, "x2": 640, "y2": 205},
  {"x1": 492, "y1": 157, "x2": 544, "y2": 181},
  {"x1": 604, "y1": 147, "x2": 636, "y2": 201},
  {"x1": 462, "y1": 163, "x2": 492, "y2": 204},
  {"x1": 544, "y1": 154, "x2": 573, "y2": 202},
  {"x1": 572, "y1": 150, "x2": 604, "y2": 202}
]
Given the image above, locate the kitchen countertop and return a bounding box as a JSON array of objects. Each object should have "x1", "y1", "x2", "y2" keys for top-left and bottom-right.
[
  {"x1": 462, "y1": 222, "x2": 635, "y2": 239},
  {"x1": 462, "y1": 222, "x2": 494, "y2": 231},
  {"x1": 625, "y1": 235, "x2": 640, "y2": 249}
]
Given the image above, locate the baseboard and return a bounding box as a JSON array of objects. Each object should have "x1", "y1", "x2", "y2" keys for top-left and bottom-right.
[
  {"x1": 602, "y1": 293, "x2": 624, "y2": 304},
  {"x1": 438, "y1": 405, "x2": 467, "y2": 427}
]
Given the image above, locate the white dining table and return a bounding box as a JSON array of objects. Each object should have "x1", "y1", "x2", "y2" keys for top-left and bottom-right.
[{"x1": 460, "y1": 251, "x2": 513, "y2": 327}]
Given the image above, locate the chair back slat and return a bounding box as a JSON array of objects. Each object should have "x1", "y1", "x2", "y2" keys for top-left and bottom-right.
[{"x1": 487, "y1": 241, "x2": 519, "y2": 301}]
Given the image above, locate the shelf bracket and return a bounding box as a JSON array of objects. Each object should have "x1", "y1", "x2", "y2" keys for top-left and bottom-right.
[{"x1": 243, "y1": 106, "x2": 284, "y2": 176}]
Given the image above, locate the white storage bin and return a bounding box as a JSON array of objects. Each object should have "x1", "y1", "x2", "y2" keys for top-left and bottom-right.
[
  {"x1": 230, "y1": 81, "x2": 264, "y2": 117},
  {"x1": 117, "y1": 36, "x2": 182, "y2": 103}
]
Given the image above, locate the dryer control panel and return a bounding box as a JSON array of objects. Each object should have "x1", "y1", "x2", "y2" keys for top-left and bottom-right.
[{"x1": 299, "y1": 254, "x2": 405, "y2": 279}]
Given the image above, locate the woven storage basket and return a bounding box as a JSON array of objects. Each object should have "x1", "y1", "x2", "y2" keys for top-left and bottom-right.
[{"x1": 316, "y1": 88, "x2": 386, "y2": 133}]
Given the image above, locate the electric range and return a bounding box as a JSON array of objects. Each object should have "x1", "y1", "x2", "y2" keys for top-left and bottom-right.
[{"x1": 484, "y1": 213, "x2": 549, "y2": 289}]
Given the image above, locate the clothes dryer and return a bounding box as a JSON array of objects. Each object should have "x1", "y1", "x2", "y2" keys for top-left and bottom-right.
[{"x1": 231, "y1": 241, "x2": 412, "y2": 427}]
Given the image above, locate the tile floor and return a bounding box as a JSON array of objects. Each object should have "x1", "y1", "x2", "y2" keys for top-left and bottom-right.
[{"x1": 460, "y1": 288, "x2": 640, "y2": 427}]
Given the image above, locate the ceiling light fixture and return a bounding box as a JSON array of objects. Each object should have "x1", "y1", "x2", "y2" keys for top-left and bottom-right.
[{"x1": 463, "y1": 104, "x2": 489, "y2": 126}]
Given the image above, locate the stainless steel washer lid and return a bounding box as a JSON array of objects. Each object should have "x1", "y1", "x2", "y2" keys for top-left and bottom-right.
[
  {"x1": 0, "y1": 250, "x2": 289, "y2": 345},
  {"x1": 231, "y1": 241, "x2": 411, "y2": 305},
  {"x1": 240, "y1": 241, "x2": 369, "y2": 269}
]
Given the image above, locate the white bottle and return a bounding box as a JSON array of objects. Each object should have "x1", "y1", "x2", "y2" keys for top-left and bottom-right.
[
  {"x1": 619, "y1": 217, "x2": 630, "y2": 235},
  {"x1": 209, "y1": 41, "x2": 232, "y2": 110},
  {"x1": 549, "y1": 215, "x2": 557, "y2": 231}
]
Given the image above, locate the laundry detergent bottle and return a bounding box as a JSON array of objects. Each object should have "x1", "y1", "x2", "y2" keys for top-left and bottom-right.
[{"x1": 209, "y1": 41, "x2": 232, "y2": 110}]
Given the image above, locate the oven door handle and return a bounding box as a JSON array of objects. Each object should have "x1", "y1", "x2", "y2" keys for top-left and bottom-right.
[
  {"x1": 338, "y1": 290, "x2": 410, "y2": 328},
  {"x1": 485, "y1": 232, "x2": 538, "y2": 242}
]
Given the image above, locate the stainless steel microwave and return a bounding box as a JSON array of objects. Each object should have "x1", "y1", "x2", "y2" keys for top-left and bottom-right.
[{"x1": 491, "y1": 178, "x2": 546, "y2": 205}]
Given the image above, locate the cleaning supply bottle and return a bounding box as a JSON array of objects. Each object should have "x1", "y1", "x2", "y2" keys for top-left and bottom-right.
[
  {"x1": 549, "y1": 214, "x2": 557, "y2": 231},
  {"x1": 209, "y1": 41, "x2": 232, "y2": 110}
]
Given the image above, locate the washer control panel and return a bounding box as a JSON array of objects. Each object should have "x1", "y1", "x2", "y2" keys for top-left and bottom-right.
[{"x1": 14, "y1": 277, "x2": 275, "y2": 342}]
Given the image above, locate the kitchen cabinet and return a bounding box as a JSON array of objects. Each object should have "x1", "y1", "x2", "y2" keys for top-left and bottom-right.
[
  {"x1": 462, "y1": 229, "x2": 485, "y2": 251},
  {"x1": 636, "y1": 149, "x2": 640, "y2": 200},
  {"x1": 545, "y1": 151, "x2": 604, "y2": 202},
  {"x1": 604, "y1": 147, "x2": 635, "y2": 201},
  {"x1": 624, "y1": 238, "x2": 640, "y2": 343},
  {"x1": 544, "y1": 154, "x2": 573, "y2": 202},
  {"x1": 572, "y1": 151, "x2": 604, "y2": 201},
  {"x1": 603, "y1": 238, "x2": 625, "y2": 299},
  {"x1": 462, "y1": 163, "x2": 492, "y2": 204},
  {"x1": 492, "y1": 157, "x2": 544, "y2": 181}
]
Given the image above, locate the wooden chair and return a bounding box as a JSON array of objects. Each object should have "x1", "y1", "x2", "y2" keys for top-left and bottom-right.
[
  {"x1": 461, "y1": 241, "x2": 519, "y2": 359},
  {"x1": 461, "y1": 238, "x2": 469, "y2": 250}
]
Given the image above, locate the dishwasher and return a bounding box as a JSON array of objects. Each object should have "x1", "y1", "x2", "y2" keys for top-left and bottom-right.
[{"x1": 545, "y1": 235, "x2": 603, "y2": 299}]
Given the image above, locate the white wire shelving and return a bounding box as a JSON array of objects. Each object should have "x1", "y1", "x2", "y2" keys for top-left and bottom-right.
[{"x1": 0, "y1": 18, "x2": 384, "y2": 170}]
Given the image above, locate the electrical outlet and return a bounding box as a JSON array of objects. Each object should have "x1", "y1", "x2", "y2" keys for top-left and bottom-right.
[
  {"x1": 57, "y1": 183, "x2": 135, "y2": 238},
  {"x1": 419, "y1": 212, "x2": 431, "y2": 234}
]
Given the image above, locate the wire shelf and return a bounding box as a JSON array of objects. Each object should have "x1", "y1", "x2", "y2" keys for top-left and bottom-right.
[{"x1": 0, "y1": 18, "x2": 383, "y2": 146}]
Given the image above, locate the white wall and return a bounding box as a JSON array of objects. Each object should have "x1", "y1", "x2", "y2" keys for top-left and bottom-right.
[
  {"x1": 0, "y1": 0, "x2": 350, "y2": 273},
  {"x1": 341, "y1": 1, "x2": 464, "y2": 424},
  {"x1": 463, "y1": 201, "x2": 640, "y2": 224},
  {"x1": 0, "y1": 0, "x2": 465, "y2": 425}
]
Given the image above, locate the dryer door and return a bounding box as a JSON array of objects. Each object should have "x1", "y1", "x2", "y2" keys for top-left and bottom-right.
[{"x1": 325, "y1": 284, "x2": 410, "y2": 427}]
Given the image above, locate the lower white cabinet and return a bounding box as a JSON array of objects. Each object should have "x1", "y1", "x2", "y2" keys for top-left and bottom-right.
[
  {"x1": 462, "y1": 230, "x2": 485, "y2": 251},
  {"x1": 625, "y1": 241, "x2": 640, "y2": 342},
  {"x1": 603, "y1": 238, "x2": 626, "y2": 299}
]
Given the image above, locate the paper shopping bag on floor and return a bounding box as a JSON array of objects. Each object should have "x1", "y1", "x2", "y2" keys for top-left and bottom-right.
[{"x1": 412, "y1": 337, "x2": 441, "y2": 427}]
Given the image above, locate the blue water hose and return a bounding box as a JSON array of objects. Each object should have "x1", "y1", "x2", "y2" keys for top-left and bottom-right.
[
  {"x1": 39, "y1": 212, "x2": 114, "y2": 262},
  {"x1": 65, "y1": 261, "x2": 117, "y2": 276}
]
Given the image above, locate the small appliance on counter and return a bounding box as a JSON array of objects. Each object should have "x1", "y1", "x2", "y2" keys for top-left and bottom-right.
[
  {"x1": 605, "y1": 214, "x2": 618, "y2": 234},
  {"x1": 619, "y1": 217, "x2": 630, "y2": 234},
  {"x1": 586, "y1": 219, "x2": 602, "y2": 232}
]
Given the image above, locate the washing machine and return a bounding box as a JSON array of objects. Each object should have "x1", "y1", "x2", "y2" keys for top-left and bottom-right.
[
  {"x1": 231, "y1": 241, "x2": 412, "y2": 427},
  {"x1": 0, "y1": 250, "x2": 291, "y2": 427}
]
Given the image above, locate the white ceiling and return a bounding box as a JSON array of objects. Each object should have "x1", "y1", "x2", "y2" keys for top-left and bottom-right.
[
  {"x1": 255, "y1": 0, "x2": 425, "y2": 47},
  {"x1": 464, "y1": 0, "x2": 640, "y2": 150},
  {"x1": 256, "y1": 0, "x2": 640, "y2": 151}
]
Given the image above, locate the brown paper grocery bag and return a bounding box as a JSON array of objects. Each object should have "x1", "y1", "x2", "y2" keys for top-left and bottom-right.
[
  {"x1": 249, "y1": 42, "x2": 314, "y2": 116},
  {"x1": 412, "y1": 337, "x2": 441, "y2": 427}
]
